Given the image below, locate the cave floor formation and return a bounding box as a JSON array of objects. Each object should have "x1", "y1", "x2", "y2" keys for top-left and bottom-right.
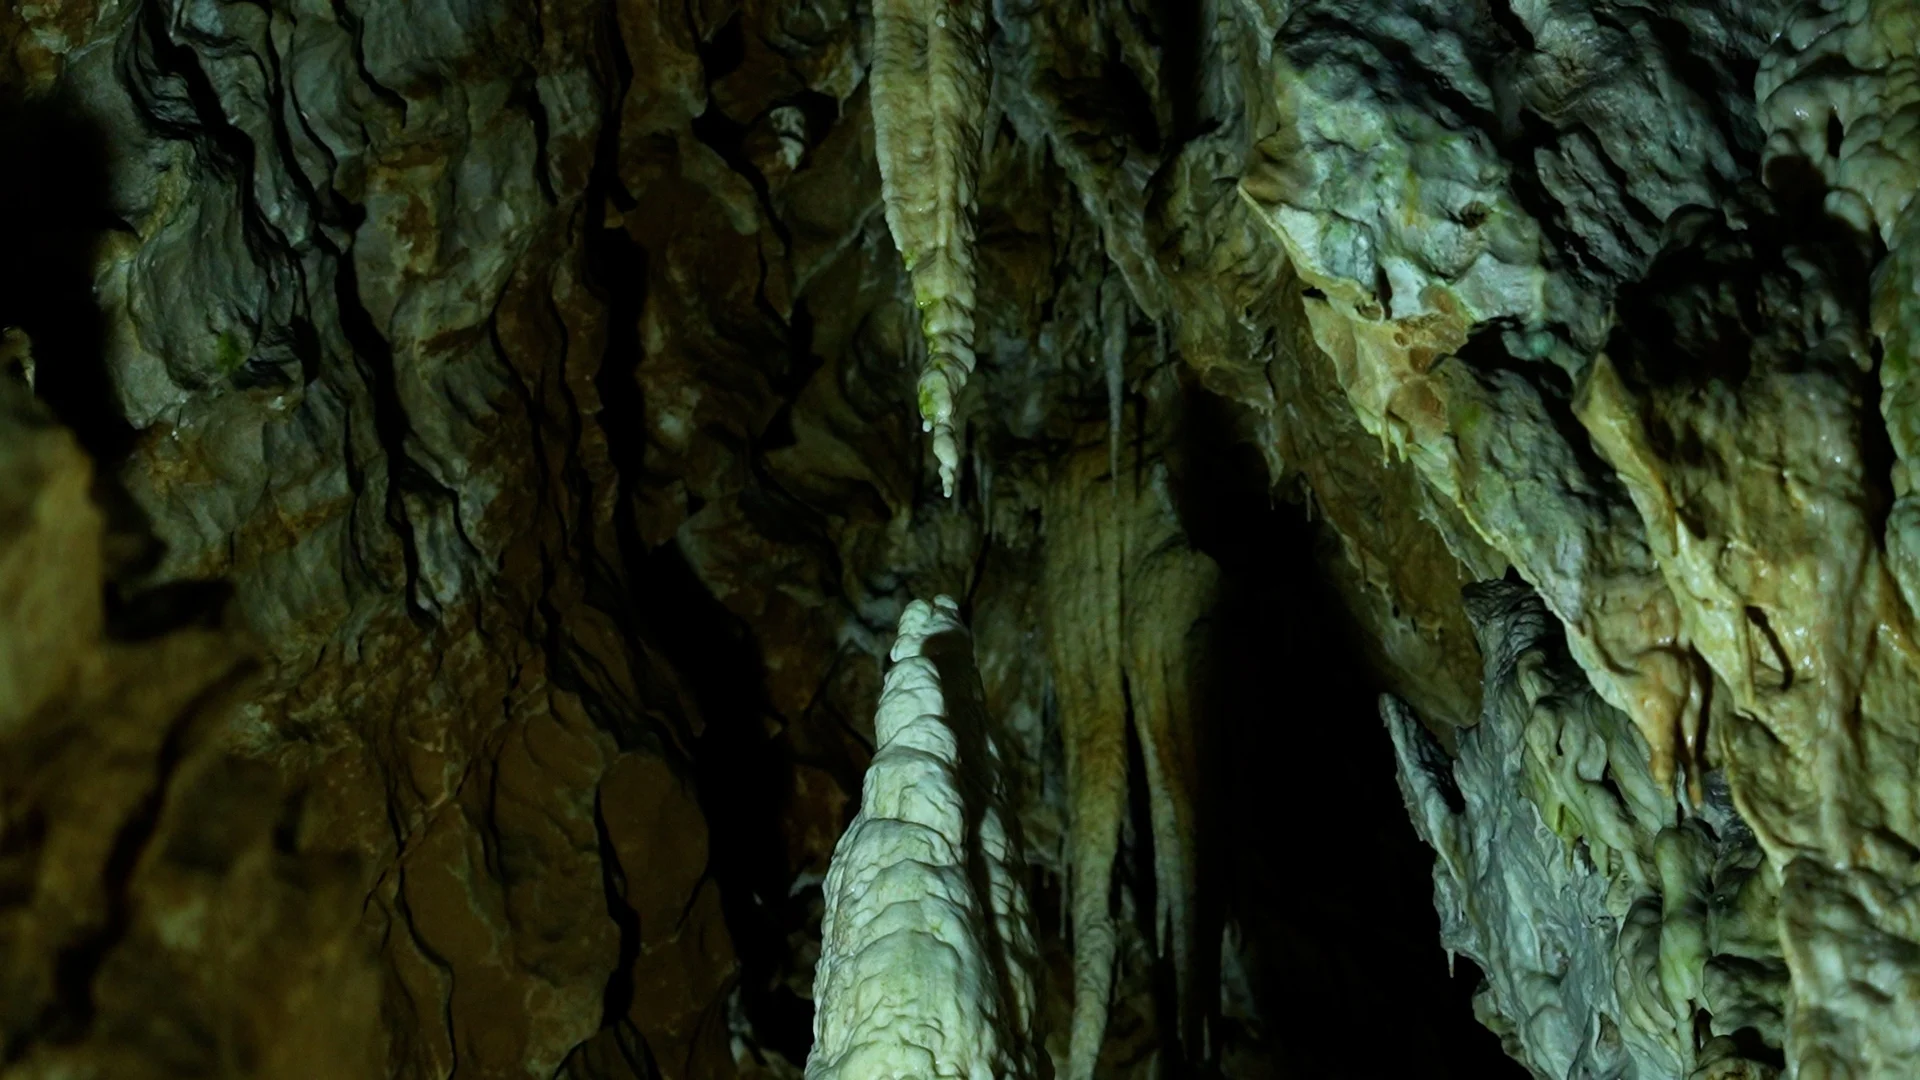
[{"x1": 1, "y1": 0, "x2": 1916, "y2": 1077}]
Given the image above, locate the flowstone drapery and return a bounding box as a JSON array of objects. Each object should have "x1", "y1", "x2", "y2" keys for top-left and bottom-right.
[
  {"x1": 1043, "y1": 436, "x2": 1216, "y2": 1080},
  {"x1": 1388, "y1": 580, "x2": 1786, "y2": 1079},
  {"x1": 1216, "y1": 1, "x2": 1920, "y2": 1073}
]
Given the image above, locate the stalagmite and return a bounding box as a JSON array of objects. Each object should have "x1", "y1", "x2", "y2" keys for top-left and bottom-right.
[
  {"x1": 35, "y1": 0, "x2": 1920, "y2": 1071},
  {"x1": 806, "y1": 597, "x2": 1038, "y2": 1080},
  {"x1": 869, "y1": 0, "x2": 993, "y2": 497}
]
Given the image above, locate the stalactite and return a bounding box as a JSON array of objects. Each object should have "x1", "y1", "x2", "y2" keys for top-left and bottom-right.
[
  {"x1": 1123, "y1": 500, "x2": 1217, "y2": 1052},
  {"x1": 1100, "y1": 275, "x2": 1128, "y2": 486},
  {"x1": 1044, "y1": 433, "x2": 1216, "y2": 1078},
  {"x1": 1043, "y1": 444, "x2": 1130, "y2": 1080},
  {"x1": 869, "y1": 0, "x2": 993, "y2": 497}
]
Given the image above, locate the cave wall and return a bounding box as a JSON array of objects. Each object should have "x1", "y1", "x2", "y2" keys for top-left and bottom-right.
[
  {"x1": 4, "y1": 0, "x2": 1918, "y2": 1077},
  {"x1": 3, "y1": 0, "x2": 1178, "y2": 1075},
  {"x1": 0, "y1": 378, "x2": 383, "y2": 1079}
]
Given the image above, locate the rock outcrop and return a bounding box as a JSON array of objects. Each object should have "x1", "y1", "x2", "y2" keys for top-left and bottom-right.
[{"x1": 0, "y1": 378, "x2": 382, "y2": 1079}]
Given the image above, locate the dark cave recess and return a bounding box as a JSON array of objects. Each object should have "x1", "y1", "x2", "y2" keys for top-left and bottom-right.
[{"x1": 1175, "y1": 388, "x2": 1522, "y2": 1079}]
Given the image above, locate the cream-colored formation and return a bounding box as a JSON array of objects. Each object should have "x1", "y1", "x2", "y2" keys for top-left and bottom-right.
[
  {"x1": 1758, "y1": 0, "x2": 1920, "y2": 247},
  {"x1": 1042, "y1": 445, "x2": 1129, "y2": 1080},
  {"x1": 1043, "y1": 436, "x2": 1216, "y2": 1080},
  {"x1": 806, "y1": 597, "x2": 1038, "y2": 1080},
  {"x1": 870, "y1": 0, "x2": 993, "y2": 497},
  {"x1": 1733, "y1": 5, "x2": 1920, "y2": 1072}
]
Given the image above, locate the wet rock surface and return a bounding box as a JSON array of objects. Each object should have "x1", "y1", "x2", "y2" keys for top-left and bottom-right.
[{"x1": 5, "y1": 0, "x2": 1919, "y2": 1076}]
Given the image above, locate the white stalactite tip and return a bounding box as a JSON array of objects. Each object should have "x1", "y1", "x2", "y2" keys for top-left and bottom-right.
[
  {"x1": 919, "y1": 360, "x2": 969, "y2": 498},
  {"x1": 805, "y1": 596, "x2": 1037, "y2": 1080}
]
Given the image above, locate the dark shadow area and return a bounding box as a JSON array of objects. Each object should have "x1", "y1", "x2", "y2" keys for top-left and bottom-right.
[
  {"x1": 0, "y1": 92, "x2": 232, "y2": 634},
  {"x1": 1176, "y1": 387, "x2": 1523, "y2": 1078},
  {"x1": 103, "y1": 580, "x2": 235, "y2": 641},
  {"x1": 926, "y1": 623, "x2": 1051, "y2": 1074},
  {"x1": 1608, "y1": 161, "x2": 1889, "y2": 538},
  {"x1": 1156, "y1": 0, "x2": 1206, "y2": 143},
  {"x1": 580, "y1": 16, "x2": 819, "y2": 1066},
  {"x1": 639, "y1": 538, "x2": 820, "y2": 1063},
  {"x1": 0, "y1": 94, "x2": 137, "y2": 465}
]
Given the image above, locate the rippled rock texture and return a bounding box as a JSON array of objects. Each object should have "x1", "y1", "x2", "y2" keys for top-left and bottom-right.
[{"x1": 5, "y1": 0, "x2": 1920, "y2": 1077}]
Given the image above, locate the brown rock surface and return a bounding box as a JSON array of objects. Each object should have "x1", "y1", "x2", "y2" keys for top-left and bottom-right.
[{"x1": 0, "y1": 380, "x2": 382, "y2": 1079}]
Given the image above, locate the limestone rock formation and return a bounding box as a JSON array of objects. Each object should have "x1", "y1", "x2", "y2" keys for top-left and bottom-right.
[
  {"x1": 806, "y1": 596, "x2": 1037, "y2": 1080},
  {"x1": 8, "y1": 0, "x2": 1920, "y2": 1076},
  {"x1": 870, "y1": 0, "x2": 993, "y2": 497},
  {"x1": 1043, "y1": 430, "x2": 1216, "y2": 1080},
  {"x1": 1389, "y1": 580, "x2": 1786, "y2": 1079},
  {"x1": 0, "y1": 378, "x2": 383, "y2": 1079}
]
